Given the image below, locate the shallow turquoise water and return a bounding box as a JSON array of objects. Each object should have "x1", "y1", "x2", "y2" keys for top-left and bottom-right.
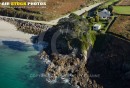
[
  {"x1": 0, "y1": 40, "x2": 72, "y2": 88},
  {"x1": 0, "y1": 41, "x2": 39, "y2": 88}
]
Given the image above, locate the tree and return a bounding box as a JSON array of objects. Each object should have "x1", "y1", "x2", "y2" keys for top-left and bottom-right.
[
  {"x1": 89, "y1": 17, "x2": 95, "y2": 23},
  {"x1": 94, "y1": 8, "x2": 98, "y2": 16},
  {"x1": 108, "y1": 5, "x2": 113, "y2": 13},
  {"x1": 69, "y1": 13, "x2": 80, "y2": 19},
  {"x1": 82, "y1": 10, "x2": 88, "y2": 18}
]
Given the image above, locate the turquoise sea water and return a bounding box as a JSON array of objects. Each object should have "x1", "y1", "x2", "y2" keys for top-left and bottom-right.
[
  {"x1": 0, "y1": 40, "x2": 72, "y2": 88},
  {"x1": 0, "y1": 40, "x2": 39, "y2": 88}
]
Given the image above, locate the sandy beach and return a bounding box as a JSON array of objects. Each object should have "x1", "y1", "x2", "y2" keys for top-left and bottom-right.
[{"x1": 0, "y1": 20, "x2": 34, "y2": 44}]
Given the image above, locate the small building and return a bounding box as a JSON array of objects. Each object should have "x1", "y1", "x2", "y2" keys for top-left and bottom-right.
[
  {"x1": 93, "y1": 24, "x2": 101, "y2": 31},
  {"x1": 98, "y1": 9, "x2": 111, "y2": 19}
]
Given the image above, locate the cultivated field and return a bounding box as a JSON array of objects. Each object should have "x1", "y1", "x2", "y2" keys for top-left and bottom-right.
[
  {"x1": 0, "y1": 0, "x2": 106, "y2": 21},
  {"x1": 113, "y1": 6, "x2": 130, "y2": 14},
  {"x1": 108, "y1": 15, "x2": 130, "y2": 40},
  {"x1": 0, "y1": 0, "x2": 89, "y2": 21},
  {"x1": 116, "y1": 0, "x2": 130, "y2": 6}
]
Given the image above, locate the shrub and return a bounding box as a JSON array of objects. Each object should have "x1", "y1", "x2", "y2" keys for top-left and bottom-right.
[
  {"x1": 69, "y1": 13, "x2": 80, "y2": 19},
  {"x1": 88, "y1": 17, "x2": 95, "y2": 23},
  {"x1": 95, "y1": 15, "x2": 99, "y2": 22}
]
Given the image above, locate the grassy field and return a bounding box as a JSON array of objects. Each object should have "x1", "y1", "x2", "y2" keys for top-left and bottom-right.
[
  {"x1": 108, "y1": 15, "x2": 130, "y2": 40},
  {"x1": 113, "y1": 6, "x2": 130, "y2": 14},
  {"x1": 101, "y1": 0, "x2": 119, "y2": 8}
]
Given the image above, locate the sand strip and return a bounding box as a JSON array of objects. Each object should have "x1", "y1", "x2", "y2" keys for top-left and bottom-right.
[{"x1": 0, "y1": 20, "x2": 34, "y2": 44}]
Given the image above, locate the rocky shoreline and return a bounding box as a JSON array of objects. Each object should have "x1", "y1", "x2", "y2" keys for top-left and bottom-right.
[
  {"x1": 0, "y1": 16, "x2": 51, "y2": 35},
  {"x1": 39, "y1": 51, "x2": 88, "y2": 88},
  {"x1": 38, "y1": 49, "x2": 104, "y2": 88},
  {"x1": 39, "y1": 34, "x2": 130, "y2": 88}
]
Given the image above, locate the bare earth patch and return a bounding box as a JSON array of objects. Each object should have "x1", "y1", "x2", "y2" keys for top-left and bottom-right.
[
  {"x1": 109, "y1": 15, "x2": 130, "y2": 40},
  {"x1": 116, "y1": 0, "x2": 130, "y2": 6}
]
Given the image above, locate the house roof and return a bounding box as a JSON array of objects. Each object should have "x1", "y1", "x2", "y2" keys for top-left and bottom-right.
[
  {"x1": 98, "y1": 9, "x2": 111, "y2": 17},
  {"x1": 93, "y1": 24, "x2": 101, "y2": 27},
  {"x1": 102, "y1": 9, "x2": 109, "y2": 13}
]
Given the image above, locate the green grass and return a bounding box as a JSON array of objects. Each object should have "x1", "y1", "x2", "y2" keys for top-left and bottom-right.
[
  {"x1": 113, "y1": 6, "x2": 130, "y2": 14},
  {"x1": 101, "y1": 0, "x2": 119, "y2": 8}
]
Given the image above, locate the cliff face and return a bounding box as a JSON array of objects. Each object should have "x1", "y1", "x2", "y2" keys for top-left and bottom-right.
[
  {"x1": 87, "y1": 34, "x2": 130, "y2": 88},
  {"x1": 38, "y1": 14, "x2": 101, "y2": 88},
  {"x1": 40, "y1": 33, "x2": 130, "y2": 88}
]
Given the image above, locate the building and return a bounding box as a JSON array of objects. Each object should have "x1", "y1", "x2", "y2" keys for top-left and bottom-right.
[
  {"x1": 98, "y1": 9, "x2": 111, "y2": 19},
  {"x1": 93, "y1": 24, "x2": 101, "y2": 31}
]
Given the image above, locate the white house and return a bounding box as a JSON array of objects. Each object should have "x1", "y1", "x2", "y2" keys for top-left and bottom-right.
[
  {"x1": 93, "y1": 24, "x2": 101, "y2": 31},
  {"x1": 98, "y1": 9, "x2": 111, "y2": 19}
]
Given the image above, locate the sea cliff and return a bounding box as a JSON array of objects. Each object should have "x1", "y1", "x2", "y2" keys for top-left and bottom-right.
[{"x1": 38, "y1": 14, "x2": 99, "y2": 88}]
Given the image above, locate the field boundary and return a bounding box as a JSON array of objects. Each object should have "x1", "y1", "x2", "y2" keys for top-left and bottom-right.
[
  {"x1": 116, "y1": 0, "x2": 130, "y2": 6},
  {"x1": 106, "y1": 16, "x2": 117, "y2": 32},
  {"x1": 114, "y1": 13, "x2": 130, "y2": 16}
]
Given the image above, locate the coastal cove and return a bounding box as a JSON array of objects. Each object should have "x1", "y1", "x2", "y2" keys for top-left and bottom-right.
[
  {"x1": 0, "y1": 41, "x2": 72, "y2": 88},
  {"x1": 0, "y1": 21, "x2": 73, "y2": 88}
]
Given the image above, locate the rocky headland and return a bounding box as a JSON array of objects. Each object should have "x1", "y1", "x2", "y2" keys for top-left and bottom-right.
[
  {"x1": 38, "y1": 14, "x2": 102, "y2": 88},
  {"x1": 38, "y1": 13, "x2": 130, "y2": 88}
]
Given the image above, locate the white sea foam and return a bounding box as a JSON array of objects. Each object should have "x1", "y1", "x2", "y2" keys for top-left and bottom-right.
[
  {"x1": 46, "y1": 78, "x2": 57, "y2": 84},
  {"x1": 46, "y1": 73, "x2": 57, "y2": 84},
  {"x1": 62, "y1": 78, "x2": 69, "y2": 83},
  {"x1": 75, "y1": 85, "x2": 80, "y2": 88},
  {"x1": 42, "y1": 58, "x2": 51, "y2": 64},
  {"x1": 61, "y1": 75, "x2": 70, "y2": 83}
]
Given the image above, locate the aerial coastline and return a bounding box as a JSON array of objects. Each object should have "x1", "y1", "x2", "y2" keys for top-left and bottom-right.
[{"x1": 1, "y1": 0, "x2": 130, "y2": 88}]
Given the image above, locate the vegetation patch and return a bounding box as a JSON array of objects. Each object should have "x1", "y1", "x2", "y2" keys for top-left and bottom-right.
[
  {"x1": 108, "y1": 15, "x2": 130, "y2": 40},
  {"x1": 100, "y1": 0, "x2": 119, "y2": 8},
  {"x1": 113, "y1": 6, "x2": 130, "y2": 15}
]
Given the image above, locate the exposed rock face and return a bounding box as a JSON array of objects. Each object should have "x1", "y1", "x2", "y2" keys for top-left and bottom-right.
[
  {"x1": 39, "y1": 34, "x2": 130, "y2": 88},
  {"x1": 41, "y1": 53, "x2": 87, "y2": 87},
  {"x1": 39, "y1": 51, "x2": 105, "y2": 88}
]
